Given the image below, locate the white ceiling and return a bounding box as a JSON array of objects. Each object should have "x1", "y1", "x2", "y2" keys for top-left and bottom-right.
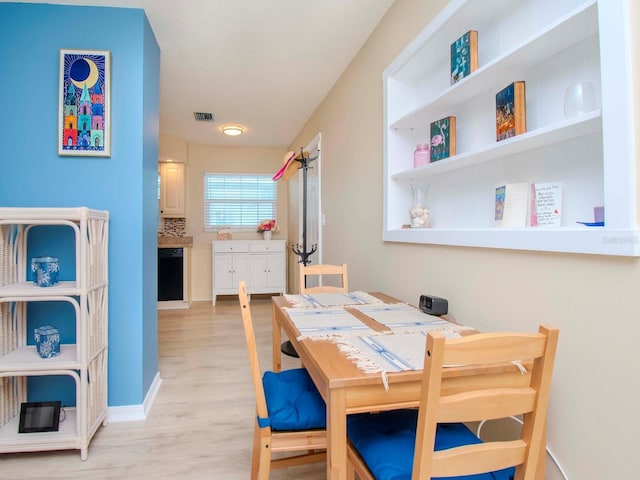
[{"x1": 6, "y1": 0, "x2": 394, "y2": 147}]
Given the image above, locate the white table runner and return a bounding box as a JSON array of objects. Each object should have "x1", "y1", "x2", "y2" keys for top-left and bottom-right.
[
  {"x1": 352, "y1": 303, "x2": 473, "y2": 334},
  {"x1": 285, "y1": 307, "x2": 378, "y2": 340},
  {"x1": 285, "y1": 300, "x2": 474, "y2": 380},
  {"x1": 332, "y1": 304, "x2": 474, "y2": 378},
  {"x1": 338, "y1": 332, "x2": 428, "y2": 373},
  {"x1": 335, "y1": 329, "x2": 468, "y2": 375},
  {"x1": 284, "y1": 291, "x2": 383, "y2": 308}
]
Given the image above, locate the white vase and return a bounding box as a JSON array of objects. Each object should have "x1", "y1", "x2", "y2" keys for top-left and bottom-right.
[
  {"x1": 410, "y1": 184, "x2": 431, "y2": 228},
  {"x1": 263, "y1": 230, "x2": 272, "y2": 241},
  {"x1": 563, "y1": 82, "x2": 596, "y2": 119}
]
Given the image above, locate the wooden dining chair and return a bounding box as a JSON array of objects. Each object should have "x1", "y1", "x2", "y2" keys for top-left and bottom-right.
[
  {"x1": 237, "y1": 281, "x2": 327, "y2": 479},
  {"x1": 299, "y1": 262, "x2": 349, "y2": 293},
  {"x1": 347, "y1": 325, "x2": 559, "y2": 480},
  {"x1": 280, "y1": 262, "x2": 351, "y2": 359}
]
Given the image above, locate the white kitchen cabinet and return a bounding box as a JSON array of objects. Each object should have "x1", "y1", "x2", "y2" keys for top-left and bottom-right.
[
  {"x1": 248, "y1": 242, "x2": 286, "y2": 292},
  {"x1": 212, "y1": 240, "x2": 286, "y2": 305},
  {"x1": 159, "y1": 162, "x2": 185, "y2": 217},
  {"x1": 212, "y1": 244, "x2": 249, "y2": 304},
  {"x1": 383, "y1": 0, "x2": 639, "y2": 256},
  {"x1": 0, "y1": 207, "x2": 108, "y2": 460}
]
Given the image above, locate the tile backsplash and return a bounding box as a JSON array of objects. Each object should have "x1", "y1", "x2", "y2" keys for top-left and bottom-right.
[{"x1": 161, "y1": 217, "x2": 186, "y2": 237}]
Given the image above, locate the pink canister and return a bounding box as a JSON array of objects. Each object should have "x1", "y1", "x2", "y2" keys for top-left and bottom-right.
[{"x1": 413, "y1": 144, "x2": 431, "y2": 168}]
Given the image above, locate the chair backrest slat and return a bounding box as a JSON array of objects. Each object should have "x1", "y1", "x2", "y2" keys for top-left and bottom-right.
[
  {"x1": 412, "y1": 325, "x2": 559, "y2": 480},
  {"x1": 442, "y1": 332, "x2": 547, "y2": 366},
  {"x1": 438, "y1": 388, "x2": 536, "y2": 423},
  {"x1": 299, "y1": 263, "x2": 348, "y2": 294},
  {"x1": 431, "y1": 440, "x2": 527, "y2": 477}
]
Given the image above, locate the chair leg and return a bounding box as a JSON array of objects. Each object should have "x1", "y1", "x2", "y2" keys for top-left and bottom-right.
[
  {"x1": 251, "y1": 422, "x2": 263, "y2": 480},
  {"x1": 253, "y1": 422, "x2": 272, "y2": 480},
  {"x1": 257, "y1": 438, "x2": 272, "y2": 480},
  {"x1": 347, "y1": 460, "x2": 356, "y2": 480}
]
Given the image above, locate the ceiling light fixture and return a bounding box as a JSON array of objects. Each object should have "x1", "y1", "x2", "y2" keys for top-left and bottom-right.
[{"x1": 222, "y1": 125, "x2": 244, "y2": 136}]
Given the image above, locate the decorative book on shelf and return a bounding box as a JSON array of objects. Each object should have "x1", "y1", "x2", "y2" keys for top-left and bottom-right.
[
  {"x1": 496, "y1": 81, "x2": 526, "y2": 141},
  {"x1": 430, "y1": 116, "x2": 456, "y2": 162},
  {"x1": 450, "y1": 30, "x2": 478, "y2": 84},
  {"x1": 530, "y1": 182, "x2": 562, "y2": 227},
  {"x1": 495, "y1": 182, "x2": 530, "y2": 227}
]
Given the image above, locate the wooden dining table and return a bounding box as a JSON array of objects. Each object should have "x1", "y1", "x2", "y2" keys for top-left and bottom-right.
[{"x1": 271, "y1": 293, "x2": 542, "y2": 480}]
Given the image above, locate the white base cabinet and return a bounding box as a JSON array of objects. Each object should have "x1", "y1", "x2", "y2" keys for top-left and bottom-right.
[
  {"x1": 212, "y1": 240, "x2": 286, "y2": 305},
  {"x1": 0, "y1": 207, "x2": 109, "y2": 460}
]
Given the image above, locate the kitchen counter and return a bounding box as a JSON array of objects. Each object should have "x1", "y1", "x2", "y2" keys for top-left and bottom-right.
[{"x1": 158, "y1": 235, "x2": 193, "y2": 248}]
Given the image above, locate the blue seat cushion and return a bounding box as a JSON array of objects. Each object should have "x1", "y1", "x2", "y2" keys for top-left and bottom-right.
[
  {"x1": 262, "y1": 368, "x2": 326, "y2": 431},
  {"x1": 347, "y1": 409, "x2": 515, "y2": 480}
]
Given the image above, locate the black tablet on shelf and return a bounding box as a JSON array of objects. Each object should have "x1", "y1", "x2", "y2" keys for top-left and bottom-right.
[{"x1": 18, "y1": 401, "x2": 61, "y2": 433}]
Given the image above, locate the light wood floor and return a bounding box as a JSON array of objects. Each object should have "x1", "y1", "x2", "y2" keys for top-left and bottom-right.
[{"x1": 1, "y1": 296, "x2": 326, "y2": 479}]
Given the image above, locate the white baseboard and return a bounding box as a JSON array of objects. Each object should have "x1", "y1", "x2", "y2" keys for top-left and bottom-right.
[
  {"x1": 157, "y1": 300, "x2": 191, "y2": 310},
  {"x1": 107, "y1": 372, "x2": 163, "y2": 422}
]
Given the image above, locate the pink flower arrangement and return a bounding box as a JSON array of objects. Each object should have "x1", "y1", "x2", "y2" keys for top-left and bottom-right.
[{"x1": 257, "y1": 219, "x2": 277, "y2": 233}]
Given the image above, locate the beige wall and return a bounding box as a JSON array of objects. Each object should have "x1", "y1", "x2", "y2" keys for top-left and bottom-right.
[
  {"x1": 184, "y1": 144, "x2": 287, "y2": 301},
  {"x1": 159, "y1": 133, "x2": 189, "y2": 163},
  {"x1": 289, "y1": 0, "x2": 640, "y2": 479}
]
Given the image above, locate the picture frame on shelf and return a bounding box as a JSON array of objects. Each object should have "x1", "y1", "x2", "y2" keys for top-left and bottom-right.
[
  {"x1": 18, "y1": 401, "x2": 61, "y2": 433},
  {"x1": 494, "y1": 182, "x2": 530, "y2": 228},
  {"x1": 450, "y1": 30, "x2": 478, "y2": 84},
  {"x1": 496, "y1": 81, "x2": 526, "y2": 142},
  {"x1": 58, "y1": 49, "x2": 111, "y2": 157},
  {"x1": 430, "y1": 116, "x2": 456, "y2": 162},
  {"x1": 531, "y1": 182, "x2": 562, "y2": 227}
]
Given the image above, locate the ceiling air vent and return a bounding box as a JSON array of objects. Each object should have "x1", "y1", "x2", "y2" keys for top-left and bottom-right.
[{"x1": 193, "y1": 112, "x2": 214, "y2": 122}]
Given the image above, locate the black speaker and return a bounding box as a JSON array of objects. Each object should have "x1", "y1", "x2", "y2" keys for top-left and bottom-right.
[{"x1": 419, "y1": 295, "x2": 448, "y2": 316}]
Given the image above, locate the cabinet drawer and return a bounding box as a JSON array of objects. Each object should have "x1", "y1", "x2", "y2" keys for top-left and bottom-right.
[
  {"x1": 213, "y1": 241, "x2": 249, "y2": 253},
  {"x1": 250, "y1": 241, "x2": 285, "y2": 253}
]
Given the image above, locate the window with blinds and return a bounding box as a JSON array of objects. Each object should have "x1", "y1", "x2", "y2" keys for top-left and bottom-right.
[{"x1": 203, "y1": 173, "x2": 277, "y2": 231}]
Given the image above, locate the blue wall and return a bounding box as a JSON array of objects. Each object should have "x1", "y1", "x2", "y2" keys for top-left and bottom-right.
[{"x1": 0, "y1": 3, "x2": 160, "y2": 407}]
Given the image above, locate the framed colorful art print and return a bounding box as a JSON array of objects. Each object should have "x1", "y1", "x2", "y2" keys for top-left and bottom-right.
[{"x1": 58, "y1": 49, "x2": 111, "y2": 156}]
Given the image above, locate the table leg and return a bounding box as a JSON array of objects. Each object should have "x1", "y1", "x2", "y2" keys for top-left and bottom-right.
[
  {"x1": 272, "y1": 302, "x2": 282, "y2": 372},
  {"x1": 327, "y1": 388, "x2": 347, "y2": 480}
]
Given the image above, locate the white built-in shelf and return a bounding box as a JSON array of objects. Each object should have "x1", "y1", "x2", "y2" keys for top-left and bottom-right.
[
  {"x1": 390, "y1": 1, "x2": 598, "y2": 128},
  {"x1": 382, "y1": 0, "x2": 639, "y2": 256},
  {"x1": 393, "y1": 111, "x2": 601, "y2": 181},
  {"x1": 383, "y1": 226, "x2": 640, "y2": 257}
]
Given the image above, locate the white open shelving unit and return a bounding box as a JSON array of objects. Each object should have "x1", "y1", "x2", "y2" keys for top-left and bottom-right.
[
  {"x1": 0, "y1": 207, "x2": 109, "y2": 460},
  {"x1": 383, "y1": 0, "x2": 639, "y2": 256}
]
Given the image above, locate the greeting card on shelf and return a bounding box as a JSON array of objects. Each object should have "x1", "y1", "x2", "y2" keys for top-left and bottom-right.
[
  {"x1": 495, "y1": 182, "x2": 530, "y2": 228},
  {"x1": 496, "y1": 81, "x2": 526, "y2": 141},
  {"x1": 531, "y1": 182, "x2": 562, "y2": 227},
  {"x1": 430, "y1": 116, "x2": 456, "y2": 162},
  {"x1": 450, "y1": 30, "x2": 478, "y2": 85}
]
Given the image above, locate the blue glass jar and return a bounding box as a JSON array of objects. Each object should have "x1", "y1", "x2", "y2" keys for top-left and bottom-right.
[{"x1": 31, "y1": 256, "x2": 60, "y2": 287}]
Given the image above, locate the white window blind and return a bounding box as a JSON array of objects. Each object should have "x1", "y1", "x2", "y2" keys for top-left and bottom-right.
[{"x1": 203, "y1": 173, "x2": 276, "y2": 231}]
